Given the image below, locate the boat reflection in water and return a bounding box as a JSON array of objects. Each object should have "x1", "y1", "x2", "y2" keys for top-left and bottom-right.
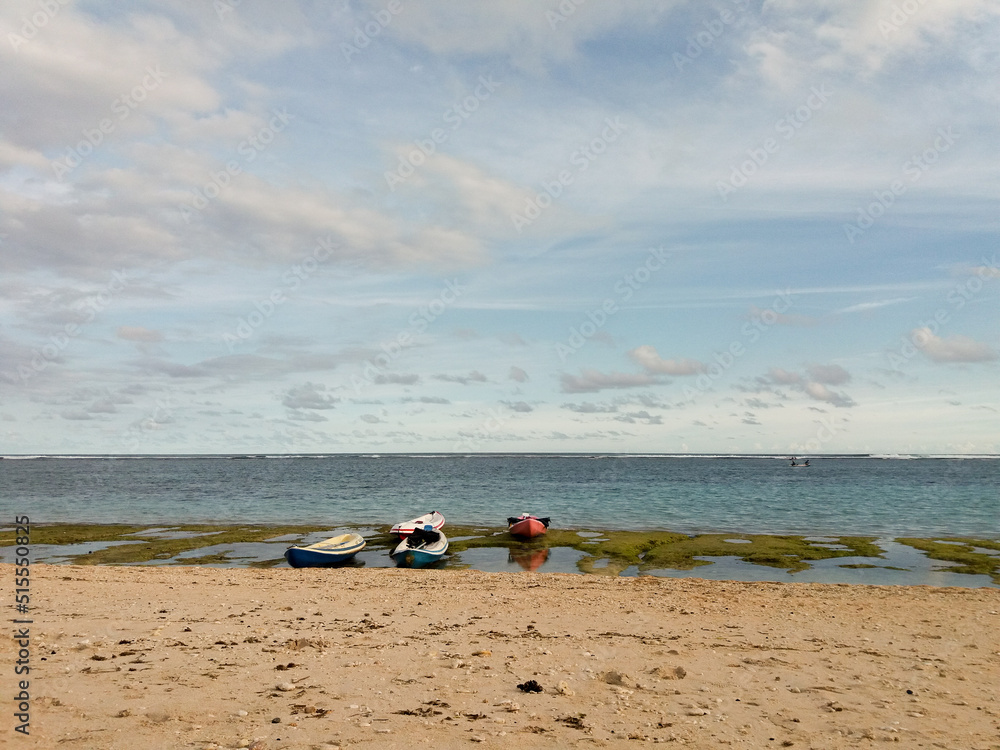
[{"x1": 508, "y1": 546, "x2": 549, "y2": 572}]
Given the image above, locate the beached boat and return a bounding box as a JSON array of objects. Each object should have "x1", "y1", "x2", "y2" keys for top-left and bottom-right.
[
  {"x1": 390, "y1": 527, "x2": 449, "y2": 568},
  {"x1": 391, "y1": 511, "x2": 445, "y2": 538},
  {"x1": 507, "y1": 513, "x2": 550, "y2": 539},
  {"x1": 284, "y1": 533, "x2": 365, "y2": 567}
]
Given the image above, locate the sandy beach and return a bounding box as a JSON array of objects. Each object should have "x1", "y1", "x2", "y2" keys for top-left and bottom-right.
[{"x1": 5, "y1": 564, "x2": 999, "y2": 749}]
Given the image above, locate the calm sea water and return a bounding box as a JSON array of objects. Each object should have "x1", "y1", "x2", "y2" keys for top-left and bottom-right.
[{"x1": 3, "y1": 455, "x2": 998, "y2": 538}]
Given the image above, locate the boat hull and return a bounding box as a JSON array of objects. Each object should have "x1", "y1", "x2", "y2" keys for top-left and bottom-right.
[
  {"x1": 390, "y1": 532, "x2": 448, "y2": 568},
  {"x1": 508, "y1": 515, "x2": 549, "y2": 539},
  {"x1": 284, "y1": 533, "x2": 366, "y2": 567}
]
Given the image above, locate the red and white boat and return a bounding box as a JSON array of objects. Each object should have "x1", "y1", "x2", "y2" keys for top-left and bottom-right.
[
  {"x1": 391, "y1": 511, "x2": 445, "y2": 538},
  {"x1": 507, "y1": 513, "x2": 550, "y2": 539}
]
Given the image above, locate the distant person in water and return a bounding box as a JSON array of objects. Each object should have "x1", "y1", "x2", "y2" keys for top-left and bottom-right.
[{"x1": 790, "y1": 458, "x2": 797, "y2": 466}]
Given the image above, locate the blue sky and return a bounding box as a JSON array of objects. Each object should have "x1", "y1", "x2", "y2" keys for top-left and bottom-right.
[{"x1": 1, "y1": 0, "x2": 997, "y2": 455}]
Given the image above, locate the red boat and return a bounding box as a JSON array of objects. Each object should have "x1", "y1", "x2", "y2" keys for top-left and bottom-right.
[{"x1": 507, "y1": 513, "x2": 550, "y2": 539}]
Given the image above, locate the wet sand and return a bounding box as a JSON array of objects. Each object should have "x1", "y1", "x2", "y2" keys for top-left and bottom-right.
[{"x1": 5, "y1": 563, "x2": 999, "y2": 749}]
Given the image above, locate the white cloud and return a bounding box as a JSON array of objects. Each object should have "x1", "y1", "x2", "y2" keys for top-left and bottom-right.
[
  {"x1": 502, "y1": 400, "x2": 533, "y2": 413},
  {"x1": 912, "y1": 328, "x2": 998, "y2": 364},
  {"x1": 761, "y1": 365, "x2": 855, "y2": 407},
  {"x1": 803, "y1": 381, "x2": 855, "y2": 408},
  {"x1": 628, "y1": 345, "x2": 706, "y2": 376},
  {"x1": 614, "y1": 409, "x2": 662, "y2": 425},
  {"x1": 288, "y1": 410, "x2": 327, "y2": 422},
  {"x1": 967, "y1": 265, "x2": 1000, "y2": 280},
  {"x1": 390, "y1": 153, "x2": 531, "y2": 234},
  {"x1": 751, "y1": 0, "x2": 997, "y2": 85},
  {"x1": 117, "y1": 326, "x2": 163, "y2": 343},
  {"x1": 434, "y1": 371, "x2": 487, "y2": 385},
  {"x1": 562, "y1": 402, "x2": 618, "y2": 414},
  {"x1": 766, "y1": 367, "x2": 802, "y2": 385},
  {"x1": 835, "y1": 298, "x2": 911, "y2": 314},
  {"x1": 806, "y1": 363, "x2": 851, "y2": 385},
  {"x1": 282, "y1": 382, "x2": 338, "y2": 410},
  {"x1": 0, "y1": 3, "x2": 489, "y2": 278},
  {"x1": 406, "y1": 396, "x2": 450, "y2": 404},
  {"x1": 560, "y1": 369, "x2": 662, "y2": 393},
  {"x1": 373, "y1": 373, "x2": 420, "y2": 385},
  {"x1": 745, "y1": 397, "x2": 782, "y2": 409}
]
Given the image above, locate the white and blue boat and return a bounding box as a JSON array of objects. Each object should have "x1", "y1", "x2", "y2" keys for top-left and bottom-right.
[
  {"x1": 284, "y1": 533, "x2": 366, "y2": 567},
  {"x1": 391, "y1": 510, "x2": 445, "y2": 538},
  {"x1": 390, "y1": 526, "x2": 448, "y2": 568}
]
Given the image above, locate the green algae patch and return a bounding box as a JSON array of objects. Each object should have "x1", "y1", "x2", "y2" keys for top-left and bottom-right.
[
  {"x1": 170, "y1": 551, "x2": 235, "y2": 566},
  {"x1": 896, "y1": 538, "x2": 1000, "y2": 584},
  {"x1": 0, "y1": 524, "x2": 154, "y2": 547},
  {"x1": 51, "y1": 524, "x2": 331, "y2": 565},
  {"x1": 440, "y1": 527, "x2": 885, "y2": 576},
  {"x1": 618, "y1": 534, "x2": 883, "y2": 575},
  {"x1": 73, "y1": 526, "x2": 317, "y2": 565},
  {"x1": 572, "y1": 530, "x2": 691, "y2": 576}
]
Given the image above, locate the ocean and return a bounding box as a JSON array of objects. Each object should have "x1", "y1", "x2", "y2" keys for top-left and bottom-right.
[{"x1": 3, "y1": 454, "x2": 997, "y2": 536}]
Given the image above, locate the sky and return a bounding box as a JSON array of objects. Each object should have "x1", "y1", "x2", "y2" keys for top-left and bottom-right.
[{"x1": 1, "y1": 0, "x2": 998, "y2": 455}]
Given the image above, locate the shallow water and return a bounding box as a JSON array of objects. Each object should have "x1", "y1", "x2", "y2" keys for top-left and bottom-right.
[{"x1": 4, "y1": 534, "x2": 993, "y2": 587}]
